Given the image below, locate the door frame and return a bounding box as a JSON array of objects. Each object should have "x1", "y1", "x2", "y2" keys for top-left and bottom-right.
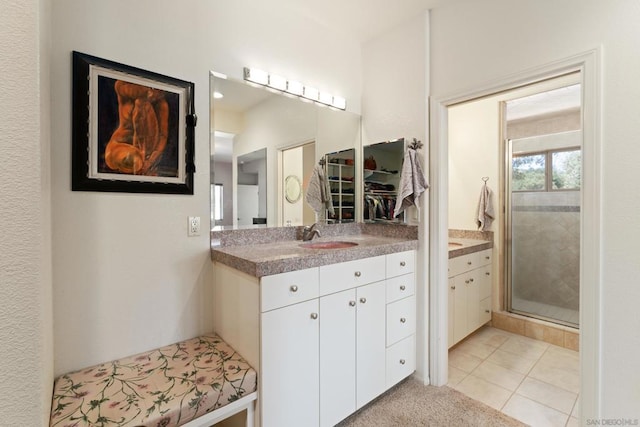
[{"x1": 428, "y1": 49, "x2": 602, "y2": 422}]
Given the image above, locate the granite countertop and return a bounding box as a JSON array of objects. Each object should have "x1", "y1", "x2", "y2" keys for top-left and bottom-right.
[
  {"x1": 448, "y1": 237, "x2": 492, "y2": 259},
  {"x1": 211, "y1": 223, "x2": 418, "y2": 278}
]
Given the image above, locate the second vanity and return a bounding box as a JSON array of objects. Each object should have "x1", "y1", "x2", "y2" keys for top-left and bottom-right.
[
  {"x1": 211, "y1": 224, "x2": 418, "y2": 427},
  {"x1": 448, "y1": 233, "x2": 494, "y2": 348}
]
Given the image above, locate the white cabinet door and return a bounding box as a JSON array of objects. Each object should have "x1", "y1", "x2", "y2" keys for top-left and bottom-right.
[
  {"x1": 466, "y1": 272, "x2": 481, "y2": 336},
  {"x1": 356, "y1": 280, "x2": 387, "y2": 409},
  {"x1": 320, "y1": 289, "x2": 356, "y2": 427},
  {"x1": 452, "y1": 275, "x2": 468, "y2": 345},
  {"x1": 261, "y1": 299, "x2": 320, "y2": 427}
]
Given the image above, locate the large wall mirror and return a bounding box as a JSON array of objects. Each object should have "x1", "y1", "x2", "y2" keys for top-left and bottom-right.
[{"x1": 210, "y1": 72, "x2": 361, "y2": 229}]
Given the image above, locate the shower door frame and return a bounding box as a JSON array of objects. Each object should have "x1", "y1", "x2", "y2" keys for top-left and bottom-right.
[{"x1": 504, "y1": 137, "x2": 582, "y2": 328}]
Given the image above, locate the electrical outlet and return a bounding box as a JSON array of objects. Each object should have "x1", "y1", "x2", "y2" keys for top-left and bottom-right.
[{"x1": 188, "y1": 216, "x2": 201, "y2": 236}]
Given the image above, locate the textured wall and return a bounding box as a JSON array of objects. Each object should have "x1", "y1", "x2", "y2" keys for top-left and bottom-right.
[
  {"x1": 51, "y1": 0, "x2": 363, "y2": 375},
  {"x1": 0, "y1": 0, "x2": 53, "y2": 424}
]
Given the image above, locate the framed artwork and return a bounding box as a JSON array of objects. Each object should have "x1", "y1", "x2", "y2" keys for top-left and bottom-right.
[{"x1": 72, "y1": 51, "x2": 196, "y2": 194}]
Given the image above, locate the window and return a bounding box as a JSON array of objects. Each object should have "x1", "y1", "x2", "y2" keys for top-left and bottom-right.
[
  {"x1": 512, "y1": 148, "x2": 581, "y2": 192},
  {"x1": 512, "y1": 153, "x2": 546, "y2": 191},
  {"x1": 552, "y1": 149, "x2": 581, "y2": 190}
]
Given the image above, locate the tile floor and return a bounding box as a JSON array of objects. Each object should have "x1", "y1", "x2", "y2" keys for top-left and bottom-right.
[
  {"x1": 448, "y1": 325, "x2": 580, "y2": 427},
  {"x1": 512, "y1": 296, "x2": 579, "y2": 326}
]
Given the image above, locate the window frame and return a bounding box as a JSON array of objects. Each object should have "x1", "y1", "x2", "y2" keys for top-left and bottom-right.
[{"x1": 511, "y1": 146, "x2": 581, "y2": 192}]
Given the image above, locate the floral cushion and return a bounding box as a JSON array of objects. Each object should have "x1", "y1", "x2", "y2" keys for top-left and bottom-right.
[{"x1": 50, "y1": 334, "x2": 257, "y2": 427}]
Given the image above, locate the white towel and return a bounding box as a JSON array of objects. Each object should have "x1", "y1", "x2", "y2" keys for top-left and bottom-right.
[
  {"x1": 306, "y1": 165, "x2": 334, "y2": 215},
  {"x1": 394, "y1": 149, "x2": 429, "y2": 218},
  {"x1": 476, "y1": 183, "x2": 495, "y2": 231}
]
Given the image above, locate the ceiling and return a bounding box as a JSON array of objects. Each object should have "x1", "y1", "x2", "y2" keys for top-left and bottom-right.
[
  {"x1": 506, "y1": 84, "x2": 581, "y2": 121},
  {"x1": 279, "y1": 0, "x2": 452, "y2": 43}
]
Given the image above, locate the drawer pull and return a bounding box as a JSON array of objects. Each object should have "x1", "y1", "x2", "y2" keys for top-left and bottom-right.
[
  {"x1": 485, "y1": 272, "x2": 490, "y2": 276},
  {"x1": 467, "y1": 261, "x2": 472, "y2": 265},
  {"x1": 360, "y1": 297, "x2": 367, "y2": 304},
  {"x1": 400, "y1": 317, "x2": 406, "y2": 323},
  {"x1": 451, "y1": 286, "x2": 456, "y2": 290},
  {"x1": 349, "y1": 300, "x2": 356, "y2": 307},
  {"x1": 354, "y1": 271, "x2": 361, "y2": 277},
  {"x1": 290, "y1": 285, "x2": 298, "y2": 292},
  {"x1": 399, "y1": 359, "x2": 406, "y2": 365},
  {"x1": 310, "y1": 313, "x2": 318, "y2": 320},
  {"x1": 400, "y1": 285, "x2": 406, "y2": 291},
  {"x1": 400, "y1": 261, "x2": 406, "y2": 267}
]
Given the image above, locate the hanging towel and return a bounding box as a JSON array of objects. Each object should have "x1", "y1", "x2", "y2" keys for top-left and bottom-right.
[
  {"x1": 394, "y1": 149, "x2": 429, "y2": 218},
  {"x1": 476, "y1": 182, "x2": 495, "y2": 231},
  {"x1": 306, "y1": 165, "x2": 334, "y2": 216}
]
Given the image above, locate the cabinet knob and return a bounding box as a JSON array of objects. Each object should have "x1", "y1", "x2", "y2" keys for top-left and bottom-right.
[
  {"x1": 400, "y1": 317, "x2": 406, "y2": 323},
  {"x1": 400, "y1": 261, "x2": 406, "y2": 267},
  {"x1": 485, "y1": 272, "x2": 490, "y2": 276},
  {"x1": 360, "y1": 297, "x2": 367, "y2": 304},
  {"x1": 465, "y1": 280, "x2": 470, "y2": 284},
  {"x1": 485, "y1": 310, "x2": 491, "y2": 313},
  {"x1": 467, "y1": 261, "x2": 472, "y2": 265},
  {"x1": 349, "y1": 301, "x2": 356, "y2": 307},
  {"x1": 310, "y1": 313, "x2": 318, "y2": 320},
  {"x1": 486, "y1": 256, "x2": 490, "y2": 260},
  {"x1": 354, "y1": 271, "x2": 361, "y2": 277},
  {"x1": 469, "y1": 278, "x2": 474, "y2": 282},
  {"x1": 290, "y1": 285, "x2": 298, "y2": 292},
  {"x1": 400, "y1": 285, "x2": 406, "y2": 291},
  {"x1": 451, "y1": 286, "x2": 456, "y2": 290},
  {"x1": 399, "y1": 359, "x2": 406, "y2": 365}
]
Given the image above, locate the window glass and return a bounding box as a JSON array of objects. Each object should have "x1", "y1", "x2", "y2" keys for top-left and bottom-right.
[
  {"x1": 552, "y1": 150, "x2": 581, "y2": 190},
  {"x1": 512, "y1": 154, "x2": 546, "y2": 191}
]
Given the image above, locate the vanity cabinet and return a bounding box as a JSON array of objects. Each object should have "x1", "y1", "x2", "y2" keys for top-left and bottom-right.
[
  {"x1": 213, "y1": 249, "x2": 416, "y2": 427},
  {"x1": 319, "y1": 281, "x2": 386, "y2": 427},
  {"x1": 261, "y1": 298, "x2": 320, "y2": 427},
  {"x1": 448, "y1": 249, "x2": 493, "y2": 347}
]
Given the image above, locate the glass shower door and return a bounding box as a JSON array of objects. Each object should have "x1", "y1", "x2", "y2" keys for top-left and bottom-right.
[{"x1": 506, "y1": 131, "x2": 581, "y2": 328}]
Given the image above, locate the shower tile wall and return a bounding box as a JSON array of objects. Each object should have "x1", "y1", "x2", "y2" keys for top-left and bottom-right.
[{"x1": 511, "y1": 191, "x2": 580, "y2": 312}]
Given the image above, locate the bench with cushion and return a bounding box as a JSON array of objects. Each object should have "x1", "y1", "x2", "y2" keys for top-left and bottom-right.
[{"x1": 49, "y1": 334, "x2": 257, "y2": 427}]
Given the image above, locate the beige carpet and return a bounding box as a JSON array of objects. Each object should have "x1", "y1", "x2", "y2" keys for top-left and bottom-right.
[{"x1": 336, "y1": 378, "x2": 527, "y2": 427}]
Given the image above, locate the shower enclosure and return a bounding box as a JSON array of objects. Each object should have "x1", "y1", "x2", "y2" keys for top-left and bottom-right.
[{"x1": 506, "y1": 130, "x2": 581, "y2": 328}]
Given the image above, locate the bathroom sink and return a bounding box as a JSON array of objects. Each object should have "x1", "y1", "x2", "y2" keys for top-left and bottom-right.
[{"x1": 300, "y1": 241, "x2": 359, "y2": 249}]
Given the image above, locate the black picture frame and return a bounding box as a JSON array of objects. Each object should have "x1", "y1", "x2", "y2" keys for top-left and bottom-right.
[{"x1": 72, "y1": 51, "x2": 196, "y2": 194}]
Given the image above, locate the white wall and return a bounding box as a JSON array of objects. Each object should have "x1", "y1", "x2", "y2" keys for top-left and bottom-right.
[
  {"x1": 431, "y1": 0, "x2": 640, "y2": 418},
  {"x1": 361, "y1": 12, "x2": 429, "y2": 380},
  {"x1": 448, "y1": 101, "x2": 500, "y2": 232},
  {"x1": 0, "y1": 0, "x2": 53, "y2": 424},
  {"x1": 51, "y1": 0, "x2": 362, "y2": 375}
]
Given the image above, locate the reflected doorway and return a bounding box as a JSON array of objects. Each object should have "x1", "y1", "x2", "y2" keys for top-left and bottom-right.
[{"x1": 280, "y1": 141, "x2": 316, "y2": 226}]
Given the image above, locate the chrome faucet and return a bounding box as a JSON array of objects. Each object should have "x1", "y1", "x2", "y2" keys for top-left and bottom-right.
[{"x1": 302, "y1": 223, "x2": 321, "y2": 241}]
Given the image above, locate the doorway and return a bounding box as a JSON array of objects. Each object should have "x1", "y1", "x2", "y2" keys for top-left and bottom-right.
[
  {"x1": 280, "y1": 141, "x2": 316, "y2": 226},
  {"x1": 429, "y1": 50, "x2": 602, "y2": 423}
]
